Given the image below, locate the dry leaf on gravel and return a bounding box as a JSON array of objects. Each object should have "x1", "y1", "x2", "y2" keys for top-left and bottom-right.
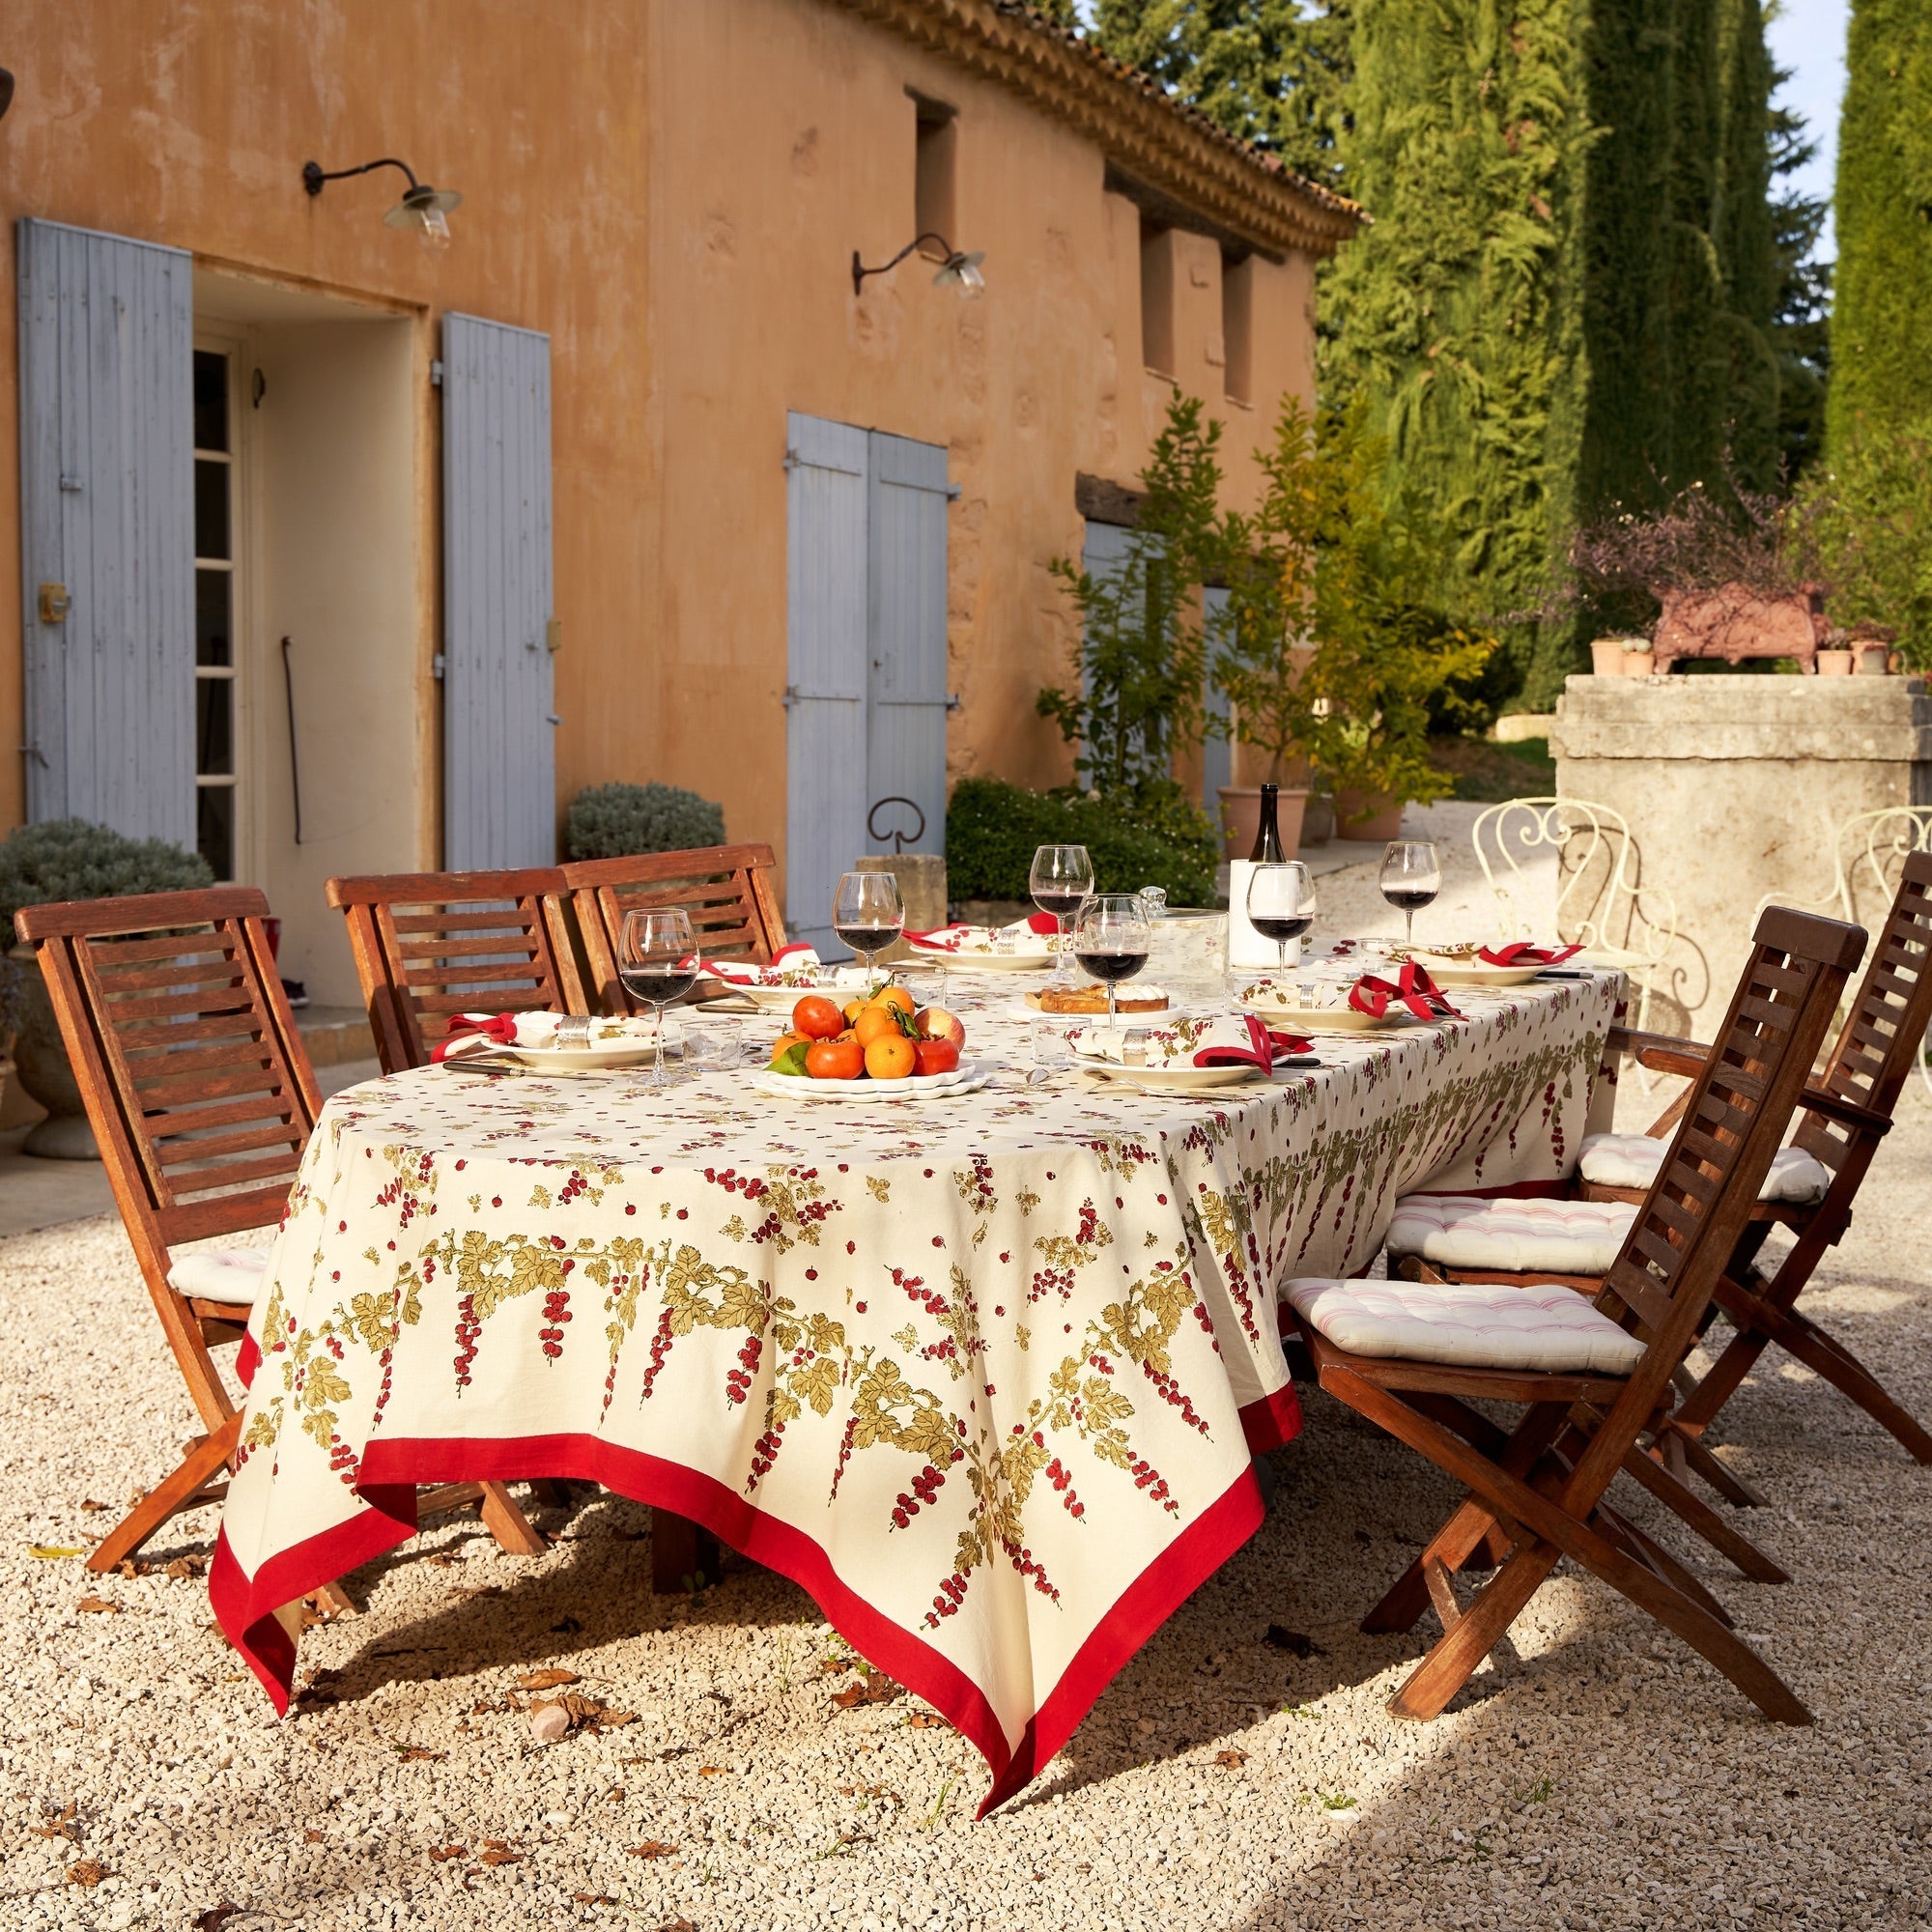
[
  {"x1": 29, "y1": 1803, "x2": 79, "y2": 1842},
  {"x1": 192, "y1": 1907, "x2": 243, "y2": 1932},
  {"x1": 904, "y1": 1710, "x2": 945, "y2": 1728},
  {"x1": 697, "y1": 1764, "x2": 727, "y2": 1777},
  {"x1": 574, "y1": 1894, "x2": 618, "y2": 1908},
  {"x1": 303, "y1": 1831, "x2": 326, "y2": 1845},
  {"x1": 657, "y1": 1918, "x2": 696, "y2": 1932},
  {"x1": 116, "y1": 1558, "x2": 151, "y2": 1579},
  {"x1": 428, "y1": 1845, "x2": 467, "y2": 1862},
  {"x1": 838, "y1": 1828, "x2": 874, "y2": 1847},
  {"x1": 519, "y1": 1667, "x2": 582, "y2": 1690},
  {"x1": 838, "y1": 1783, "x2": 904, "y2": 1804},
  {"x1": 29, "y1": 1545, "x2": 81, "y2": 1560},
  {"x1": 79, "y1": 1498, "x2": 109, "y2": 1513},
  {"x1": 830, "y1": 1671, "x2": 900, "y2": 1709},
  {"x1": 394, "y1": 1745, "x2": 447, "y2": 1763},
  {"x1": 165, "y1": 1554, "x2": 208, "y2": 1580},
  {"x1": 66, "y1": 1860, "x2": 110, "y2": 1888},
  {"x1": 75, "y1": 1596, "x2": 121, "y2": 1615},
  {"x1": 425, "y1": 1550, "x2": 464, "y2": 1567},
  {"x1": 1214, "y1": 1749, "x2": 1250, "y2": 1769},
  {"x1": 1263, "y1": 1625, "x2": 1324, "y2": 1658},
  {"x1": 629, "y1": 1840, "x2": 678, "y2": 1860},
  {"x1": 477, "y1": 1839, "x2": 523, "y2": 1866}
]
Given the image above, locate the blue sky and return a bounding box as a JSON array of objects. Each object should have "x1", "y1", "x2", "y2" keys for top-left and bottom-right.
[{"x1": 1769, "y1": 0, "x2": 1849, "y2": 258}]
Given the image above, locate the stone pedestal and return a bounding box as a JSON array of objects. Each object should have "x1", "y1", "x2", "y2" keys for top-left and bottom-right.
[
  {"x1": 1551, "y1": 674, "x2": 1932, "y2": 1032},
  {"x1": 855, "y1": 853, "x2": 948, "y2": 962}
]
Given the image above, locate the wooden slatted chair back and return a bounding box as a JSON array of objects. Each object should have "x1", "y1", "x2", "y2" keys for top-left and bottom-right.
[
  {"x1": 1588, "y1": 905, "x2": 1866, "y2": 1459},
  {"x1": 562, "y1": 844, "x2": 785, "y2": 1014},
  {"x1": 15, "y1": 889, "x2": 321, "y2": 1257},
  {"x1": 326, "y1": 867, "x2": 585, "y2": 1071}
]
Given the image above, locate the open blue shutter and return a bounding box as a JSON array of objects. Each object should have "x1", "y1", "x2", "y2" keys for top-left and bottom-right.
[
  {"x1": 1202, "y1": 583, "x2": 1232, "y2": 808},
  {"x1": 867, "y1": 431, "x2": 951, "y2": 865},
  {"x1": 441, "y1": 314, "x2": 554, "y2": 869},
  {"x1": 784, "y1": 413, "x2": 870, "y2": 951},
  {"x1": 16, "y1": 218, "x2": 194, "y2": 847}
]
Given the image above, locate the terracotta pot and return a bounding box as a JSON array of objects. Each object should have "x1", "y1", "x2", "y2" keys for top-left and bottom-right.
[
  {"x1": 1623, "y1": 650, "x2": 1656, "y2": 677},
  {"x1": 1216, "y1": 786, "x2": 1308, "y2": 862},
  {"x1": 9, "y1": 962, "x2": 99, "y2": 1159},
  {"x1": 1589, "y1": 639, "x2": 1627, "y2": 676},
  {"x1": 1816, "y1": 649, "x2": 1854, "y2": 677},
  {"x1": 1334, "y1": 789, "x2": 1404, "y2": 842}
]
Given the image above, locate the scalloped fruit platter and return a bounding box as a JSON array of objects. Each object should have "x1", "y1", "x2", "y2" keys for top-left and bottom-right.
[{"x1": 752, "y1": 985, "x2": 980, "y2": 1099}]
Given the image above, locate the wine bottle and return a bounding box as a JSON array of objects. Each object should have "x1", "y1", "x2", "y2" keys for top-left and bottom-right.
[{"x1": 1249, "y1": 783, "x2": 1285, "y2": 865}]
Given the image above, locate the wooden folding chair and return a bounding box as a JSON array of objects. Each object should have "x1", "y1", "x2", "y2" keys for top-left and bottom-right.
[
  {"x1": 563, "y1": 844, "x2": 785, "y2": 1015},
  {"x1": 14, "y1": 888, "x2": 552, "y2": 1584},
  {"x1": 1288, "y1": 905, "x2": 1864, "y2": 1723},
  {"x1": 326, "y1": 867, "x2": 586, "y2": 1072}
]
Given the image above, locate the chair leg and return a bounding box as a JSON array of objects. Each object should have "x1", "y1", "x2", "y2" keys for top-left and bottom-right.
[
  {"x1": 651, "y1": 1507, "x2": 721, "y2": 1594},
  {"x1": 1617, "y1": 1441, "x2": 1790, "y2": 1583},
  {"x1": 87, "y1": 1414, "x2": 242, "y2": 1575},
  {"x1": 1390, "y1": 1540, "x2": 1562, "y2": 1720},
  {"x1": 1758, "y1": 1309, "x2": 1932, "y2": 1464},
  {"x1": 1676, "y1": 1324, "x2": 1773, "y2": 1435},
  {"x1": 1363, "y1": 1497, "x2": 1511, "y2": 1635},
  {"x1": 478, "y1": 1482, "x2": 549, "y2": 1557},
  {"x1": 1656, "y1": 1420, "x2": 1769, "y2": 1509}
]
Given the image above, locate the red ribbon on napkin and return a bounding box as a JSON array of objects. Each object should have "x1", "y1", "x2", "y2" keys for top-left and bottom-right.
[
  {"x1": 1349, "y1": 962, "x2": 1463, "y2": 1021},
  {"x1": 1476, "y1": 941, "x2": 1584, "y2": 966},
  {"x1": 431, "y1": 1012, "x2": 520, "y2": 1063},
  {"x1": 1193, "y1": 1014, "x2": 1315, "y2": 1070}
]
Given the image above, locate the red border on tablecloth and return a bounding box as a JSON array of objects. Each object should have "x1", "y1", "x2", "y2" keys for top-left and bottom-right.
[{"x1": 208, "y1": 1383, "x2": 1300, "y2": 1815}]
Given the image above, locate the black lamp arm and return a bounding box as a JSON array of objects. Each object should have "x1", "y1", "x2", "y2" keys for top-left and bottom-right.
[
  {"x1": 302, "y1": 156, "x2": 423, "y2": 197},
  {"x1": 851, "y1": 231, "x2": 957, "y2": 295}
]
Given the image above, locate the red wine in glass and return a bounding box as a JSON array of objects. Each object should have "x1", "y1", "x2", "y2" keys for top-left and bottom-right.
[
  {"x1": 1251, "y1": 913, "x2": 1314, "y2": 948},
  {"x1": 1382, "y1": 889, "x2": 1435, "y2": 916},
  {"x1": 1074, "y1": 949, "x2": 1149, "y2": 983},
  {"x1": 1032, "y1": 887, "x2": 1092, "y2": 922},
  {"x1": 834, "y1": 922, "x2": 902, "y2": 959},
  {"x1": 619, "y1": 963, "x2": 700, "y2": 1007}
]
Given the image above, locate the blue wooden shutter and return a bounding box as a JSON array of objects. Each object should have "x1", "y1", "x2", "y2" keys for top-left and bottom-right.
[
  {"x1": 16, "y1": 218, "x2": 194, "y2": 847},
  {"x1": 1202, "y1": 583, "x2": 1232, "y2": 808},
  {"x1": 866, "y1": 430, "x2": 951, "y2": 865},
  {"x1": 441, "y1": 314, "x2": 554, "y2": 869},
  {"x1": 784, "y1": 413, "x2": 870, "y2": 951}
]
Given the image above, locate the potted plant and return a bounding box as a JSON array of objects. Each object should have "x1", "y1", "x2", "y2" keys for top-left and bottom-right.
[{"x1": 1, "y1": 819, "x2": 213, "y2": 1158}]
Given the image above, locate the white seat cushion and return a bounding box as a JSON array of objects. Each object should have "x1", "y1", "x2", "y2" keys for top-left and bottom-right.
[
  {"x1": 168, "y1": 1245, "x2": 271, "y2": 1306},
  {"x1": 1577, "y1": 1132, "x2": 1830, "y2": 1205},
  {"x1": 1287, "y1": 1277, "x2": 1647, "y2": 1376},
  {"x1": 1386, "y1": 1193, "x2": 1637, "y2": 1276}
]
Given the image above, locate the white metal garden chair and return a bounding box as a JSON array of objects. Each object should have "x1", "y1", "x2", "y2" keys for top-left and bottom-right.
[
  {"x1": 1756, "y1": 806, "x2": 1932, "y2": 1097},
  {"x1": 1472, "y1": 797, "x2": 1682, "y2": 1042}
]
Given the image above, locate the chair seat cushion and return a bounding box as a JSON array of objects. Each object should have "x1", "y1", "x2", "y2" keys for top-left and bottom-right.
[
  {"x1": 1286, "y1": 1277, "x2": 1647, "y2": 1376},
  {"x1": 1386, "y1": 1193, "x2": 1637, "y2": 1277},
  {"x1": 168, "y1": 1245, "x2": 271, "y2": 1306},
  {"x1": 1577, "y1": 1132, "x2": 1830, "y2": 1205}
]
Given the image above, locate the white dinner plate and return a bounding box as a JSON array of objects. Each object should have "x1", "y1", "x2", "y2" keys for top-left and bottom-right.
[
  {"x1": 1235, "y1": 994, "x2": 1409, "y2": 1032},
  {"x1": 704, "y1": 982, "x2": 832, "y2": 1013},
  {"x1": 913, "y1": 952, "x2": 1051, "y2": 975},
  {"x1": 1073, "y1": 1058, "x2": 1260, "y2": 1093},
  {"x1": 1397, "y1": 958, "x2": 1546, "y2": 989},
  {"x1": 503, "y1": 1035, "x2": 665, "y2": 1070},
  {"x1": 748, "y1": 1061, "x2": 989, "y2": 1102}
]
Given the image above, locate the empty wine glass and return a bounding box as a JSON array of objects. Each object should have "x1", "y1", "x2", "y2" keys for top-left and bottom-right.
[
  {"x1": 1029, "y1": 844, "x2": 1094, "y2": 985},
  {"x1": 1074, "y1": 894, "x2": 1151, "y2": 1033},
  {"x1": 618, "y1": 909, "x2": 696, "y2": 1090},
  {"x1": 1379, "y1": 840, "x2": 1441, "y2": 949},
  {"x1": 833, "y1": 870, "x2": 904, "y2": 984},
  {"x1": 1246, "y1": 862, "x2": 1316, "y2": 976}
]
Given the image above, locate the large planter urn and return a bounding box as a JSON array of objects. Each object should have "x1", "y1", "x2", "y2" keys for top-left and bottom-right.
[
  {"x1": 1652, "y1": 582, "x2": 1828, "y2": 674},
  {"x1": 1334, "y1": 789, "x2": 1404, "y2": 842},
  {"x1": 1216, "y1": 786, "x2": 1308, "y2": 862},
  {"x1": 10, "y1": 961, "x2": 99, "y2": 1159}
]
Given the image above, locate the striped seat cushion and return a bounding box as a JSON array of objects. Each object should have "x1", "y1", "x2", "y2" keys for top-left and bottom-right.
[
  {"x1": 1578, "y1": 1132, "x2": 1831, "y2": 1205},
  {"x1": 1287, "y1": 1277, "x2": 1646, "y2": 1376},
  {"x1": 1386, "y1": 1193, "x2": 1636, "y2": 1277},
  {"x1": 169, "y1": 1245, "x2": 270, "y2": 1306}
]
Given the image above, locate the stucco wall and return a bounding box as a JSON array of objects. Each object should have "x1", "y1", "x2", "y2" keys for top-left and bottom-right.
[{"x1": 0, "y1": 0, "x2": 1322, "y2": 914}]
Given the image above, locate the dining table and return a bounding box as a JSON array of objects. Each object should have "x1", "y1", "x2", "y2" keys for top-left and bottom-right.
[{"x1": 211, "y1": 952, "x2": 1625, "y2": 1816}]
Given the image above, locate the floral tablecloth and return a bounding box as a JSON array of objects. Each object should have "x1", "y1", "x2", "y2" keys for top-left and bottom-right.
[{"x1": 212, "y1": 970, "x2": 1622, "y2": 1813}]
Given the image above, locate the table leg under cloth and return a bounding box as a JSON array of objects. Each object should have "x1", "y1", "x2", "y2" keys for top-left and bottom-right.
[{"x1": 211, "y1": 972, "x2": 1621, "y2": 1813}]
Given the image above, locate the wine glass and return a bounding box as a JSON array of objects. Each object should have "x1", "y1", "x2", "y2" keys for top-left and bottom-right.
[
  {"x1": 618, "y1": 909, "x2": 696, "y2": 1090},
  {"x1": 833, "y1": 870, "x2": 904, "y2": 984},
  {"x1": 1379, "y1": 840, "x2": 1441, "y2": 950},
  {"x1": 1029, "y1": 844, "x2": 1094, "y2": 985},
  {"x1": 1246, "y1": 862, "x2": 1316, "y2": 976},
  {"x1": 1074, "y1": 894, "x2": 1151, "y2": 1034}
]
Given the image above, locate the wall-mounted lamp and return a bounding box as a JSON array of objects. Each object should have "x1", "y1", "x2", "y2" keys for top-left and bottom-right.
[
  {"x1": 851, "y1": 231, "x2": 984, "y2": 298},
  {"x1": 302, "y1": 156, "x2": 462, "y2": 251}
]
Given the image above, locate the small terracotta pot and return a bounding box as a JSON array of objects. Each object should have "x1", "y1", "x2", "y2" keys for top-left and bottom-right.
[
  {"x1": 1816, "y1": 649, "x2": 1854, "y2": 677},
  {"x1": 1217, "y1": 786, "x2": 1308, "y2": 862},
  {"x1": 1623, "y1": 650, "x2": 1656, "y2": 677},
  {"x1": 1589, "y1": 639, "x2": 1627, "y2": 676},
  {"x1": 1334, "y1": 789, "x2": 1404, "y2": 842}
]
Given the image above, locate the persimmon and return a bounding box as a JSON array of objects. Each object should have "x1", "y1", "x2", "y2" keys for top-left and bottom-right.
[
  {"x1": 871, "y1": 984, "x2": 917, "y2": 1018},
  {"x1": 864, "y1": 1034, "x2": 916, "y2": 1081},
  {"x1": 912, "y1": 1037, "x2": 960, "y2": 1076},
  {"x1": 806, "y1": 1037, "x2": 866, "y2": 1080},
  {"x1": 792, "y1": 995, "x2": 843, "y2": 1040}
]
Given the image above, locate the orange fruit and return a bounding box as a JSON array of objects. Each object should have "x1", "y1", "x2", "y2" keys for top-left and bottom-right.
[
  {"x1": 841, "y1": 998, "x2": 867, "y2": 1026},
  {"x1": 792, "y1": 994, "x2": 843, "y2": 1040},
  {"x1": 853, "y1": 1005, "x2": 904, "y2": 1049},
  {"x1": 864, "y1": 1034, "x2": 916, "y2": 1081},
  {"x1": 806, "y1": 1037, "x2": 866, "y2": 1080},
  {"x1": 871, "y1": 985, "x2": 917, "y2": 1017}
]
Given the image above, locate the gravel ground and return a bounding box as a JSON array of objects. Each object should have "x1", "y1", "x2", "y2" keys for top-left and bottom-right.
[{"x1": 3, "y1": 1037, "x2": 1928, "y2": 1928}]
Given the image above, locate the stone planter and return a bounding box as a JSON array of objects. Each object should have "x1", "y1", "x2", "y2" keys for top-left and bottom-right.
[
  {"x1": 1334, "y1": 789, "x2": 1403, "y2": 841},
  {"x1": 1817, "y1": 649, "x2": 1854, "y2": 677},
  {"x1": 1856, "y1": 644, "x2": 1892, "y2": 676},
  {"x1": 1652, "y1": 582, "x2": 1827, "y2": 674},
  {"x1": 1216, "y1": 786, "x2": 1308, "y2": 862},
  {"x1": 10, "y1": 962, "x2": 99, "y2": 1159}
]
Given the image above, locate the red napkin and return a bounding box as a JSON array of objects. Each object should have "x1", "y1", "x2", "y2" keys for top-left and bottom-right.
[
  {"x1": 772, "y1": 941, "x2": 820, "y2": 963},
  {"x1": 1193, "y1": 1015, "x2": 1315, "y2": 1070},
  {"x1": 431, "y1": 1012, "x2": 520, "y2": 1063},
  {"x1": 1349, "y1": 962, "x2": 1463, "y2": 1021},
  {"x1": 1477, "y1": 942, "x2": 1584, "y2": 966}
]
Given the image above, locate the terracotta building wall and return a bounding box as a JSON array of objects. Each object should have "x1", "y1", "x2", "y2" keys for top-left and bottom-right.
[{"x1": 0, "y1": 0, "x2": 1320, "y2": 879}]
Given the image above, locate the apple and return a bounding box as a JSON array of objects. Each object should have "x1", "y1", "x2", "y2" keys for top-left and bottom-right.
[
  {"x1": 915, "y1": 1006, "x2": 966, "y2": 1050},
  {"x1": 913, "y1": 1037, "x2": 960, "y2": 1077}
]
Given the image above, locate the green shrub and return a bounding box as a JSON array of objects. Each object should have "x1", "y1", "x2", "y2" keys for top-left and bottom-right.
[
  {"x1": 946, "y1": 776, "x2": 1219, "y2": 907},
  {"x1": 1, "y1": 818, "x2": 213, "y2": 1034},
  {"x1": 564, "y1": 782, "x2": 724, "y2": 862}
]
